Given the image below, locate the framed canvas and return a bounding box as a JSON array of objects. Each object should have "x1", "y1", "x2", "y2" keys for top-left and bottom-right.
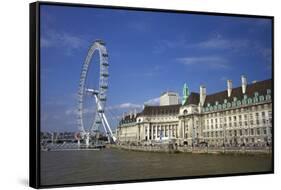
[{"x1": 29, "y1": 1, "x2": 274, "y2": 188}]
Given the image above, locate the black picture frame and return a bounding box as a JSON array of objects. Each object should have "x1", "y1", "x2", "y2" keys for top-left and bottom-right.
[{"x1": 30, "y1": 1, "x2": 274, "y2": 188}]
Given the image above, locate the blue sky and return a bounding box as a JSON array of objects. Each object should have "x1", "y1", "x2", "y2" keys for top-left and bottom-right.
[{"x1": 40, "y1": 5, "x2": 272, "y2": 133}]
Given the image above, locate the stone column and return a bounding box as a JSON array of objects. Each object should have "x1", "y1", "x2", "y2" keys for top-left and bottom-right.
[
  {"x1": 161, "y1": 125, "x2": 163, "y2": 139},
  {"x1": 163, "y1": 125, "x2": 166, "y2": 137},
  {"x1": 172, "y1": 125, "x2": 173, "y2": 138},
  {"x1": 156, "y1": 125, "x2": 158, "y2": 140},
  {"x1": 148, "y1": 125, "x2": 151, "y2": 140},
  {"x1": 168, "y1": 125, "x2": 170, "y2": 138},
  {"x1": 151, "y1": 125, "x2": 153, "y2": 140},
  {"x1": 175, "y1": 125, "x2": 177, "y2": 138},
  {"x1": 146, "y1": 125, "x2": 149, "y2": 141}
]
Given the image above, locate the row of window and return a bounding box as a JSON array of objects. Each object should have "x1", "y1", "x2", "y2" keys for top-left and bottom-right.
[
  {"x1": 206, "y1": 111, "x2": 271, "y2": 125},
  {"x1": 204, "y1": 127, "x2": 271, "y2": 138},
  {"x1": 204, "y1": 104, "x2": 272, "y2": 118},
  {"x1": 204, "y1": 118, "x2": 272, "y2": 130},
  {"x1": 149, "y1": 109, "x2": 178, "y2": 116},
  {"x1": 207, "y1": 137, "x2": 269, "y2": 144},
  {"x1": 146, "y1": 125, "x2": 178, "y2": 133}
]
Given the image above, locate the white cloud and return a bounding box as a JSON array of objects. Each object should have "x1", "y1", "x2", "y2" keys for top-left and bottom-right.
[
  {"x1": 152, "y1": 35, "x2": 250, "y2": 55},
  {"x1": 144, "y1": 97, "x2": 160, "y2": 106},
  {"x1": 197, "y1": 37, "x2": 249, "y2": 50},
  {"x1": 65, "y1": 108, "x2": 94, "y2": 116},
  {"x1": 41, "y1": 29, "x2": 86, "y2": 50},
  {"x1": 40, "y1": 14, "x2": 87, "y2": 56},
  {"x1": 118, "y1": 103, "x2": 142, "y2": 109},
  {"x1": 107, "y1": 102, "x2": 142, "y2": 110},
  {"x1": 177, "y1": 56, "x2": 230, "y2": 69}
]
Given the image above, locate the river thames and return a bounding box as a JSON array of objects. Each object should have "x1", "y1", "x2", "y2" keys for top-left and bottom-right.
[{"x1": 41, "y1": 148, "x2": 272, "y2": 186}]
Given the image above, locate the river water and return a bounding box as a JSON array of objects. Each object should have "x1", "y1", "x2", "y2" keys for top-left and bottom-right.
[{"x1": 41, "y1": 148, "x2": 272, "y2": 186}]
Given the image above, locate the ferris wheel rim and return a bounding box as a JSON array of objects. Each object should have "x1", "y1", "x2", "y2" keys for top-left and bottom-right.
[{"x1": 77, "y1": 40, "x2": 109, "y2": 136}]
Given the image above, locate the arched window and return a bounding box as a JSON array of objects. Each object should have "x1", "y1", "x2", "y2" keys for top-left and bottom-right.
[
  {"x1": 253, "y1": 97, "x2": 258, "y2": 103},
  {"x1": 183, "y1": 109, "x2": 188, "y2": 115},
  {"x1": 237, "y1": 100, "x2": 241, "y2": 106},
  {"x1": 248, "y1": 98, "x2": 252, "y2": 104},
  {"x1": 227, "y1": 102, "x2": 231, "y2": 108},
  {"x1": 214, "y1": 105, "x2": 217, "y2": 110}
]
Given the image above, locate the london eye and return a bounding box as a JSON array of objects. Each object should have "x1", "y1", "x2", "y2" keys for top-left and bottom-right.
[{"x1": 77, "y1": 39, "x2": 116, "y2": 146}]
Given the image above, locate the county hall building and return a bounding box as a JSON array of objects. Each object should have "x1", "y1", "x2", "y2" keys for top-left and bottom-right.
[{"x1": 116, "y1": 76, "x2": 272, "y2": 147}]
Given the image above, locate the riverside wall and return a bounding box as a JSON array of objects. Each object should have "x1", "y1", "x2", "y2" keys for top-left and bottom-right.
[{"x1": 108, "y1": 144, "x2": 272, "y2": 154}]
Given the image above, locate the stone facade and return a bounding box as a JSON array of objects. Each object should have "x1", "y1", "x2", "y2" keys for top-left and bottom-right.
[{"x1": 116, "y1": 77, "x2": 272, "y2": 147}]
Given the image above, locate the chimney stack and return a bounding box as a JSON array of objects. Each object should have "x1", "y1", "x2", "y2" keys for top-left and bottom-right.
[
  {"x1": 200, "y1": 85, "x2": 206, "y2": 106},
  {"x1": 227, "y1": 80, "x2": 232, "y2": 97},
  {"x1": 241, "y1": 75, "x2": 247, "y2": 94}
]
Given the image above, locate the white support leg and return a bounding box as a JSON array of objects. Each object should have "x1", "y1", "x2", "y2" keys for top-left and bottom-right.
[
  {"x1": 101, "y1": 113, "x2": 116, "y2": 142},
  {"x1": 93, "y1": 94, "x2": 116, "y2": 142},
  {"x1": 100, "y1": 114, "x2": 110, "y2": 142}
]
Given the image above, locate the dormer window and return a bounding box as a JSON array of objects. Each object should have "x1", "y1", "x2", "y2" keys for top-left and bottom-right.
[
  {"x1": 224, "y1": 99, "x2": 227, "y2": 104},
  {"x1": 254, "y1": 92, "x2": 259, "y2": 97},
  {"x1": 244, "y1": 95, "x2": 247, "y2": 99},
  {"x1": 207, "y1": 103, "x2": 210, "y2": 107},
  {"x1": 233, "y1": 97, "x2": 237, "y2": 102},
  {"x1": 183, "y1": 109, "x2": 188, "y2": 115},
  {"x1": 267, "y1": 89, "x2": 271, "y2": 94}
]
